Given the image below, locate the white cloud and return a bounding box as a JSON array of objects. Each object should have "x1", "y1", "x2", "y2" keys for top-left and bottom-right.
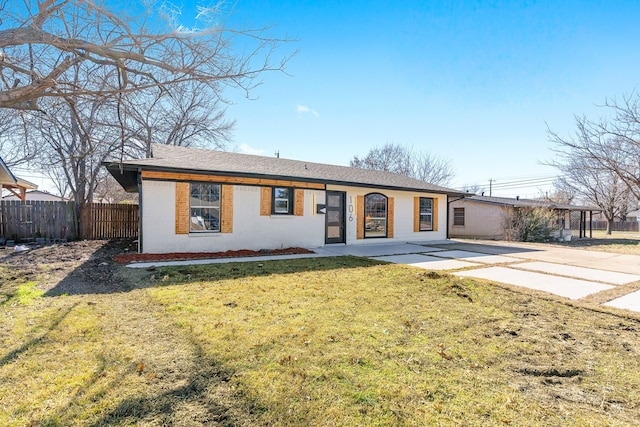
[
  {"x1": 296, "y1": 104, "x2": 319, "y2": 117},
  {"x1": 237, "y1": 143, "x2": 265, "y2": 155}
]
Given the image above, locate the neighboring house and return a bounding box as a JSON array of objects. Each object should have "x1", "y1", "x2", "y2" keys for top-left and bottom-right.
[
  {"x1": 449, "y1": 195, "x2": 600, "y2": 240},
  {"x1": 0, "y1": 156, "x2": 38, "y2": 201},
  {"x1": 2, "y1": 189, "x2": 66, "y2": 201},
  {"x1": 104, "y1": 144, "x2": 467, "y2": 254}
]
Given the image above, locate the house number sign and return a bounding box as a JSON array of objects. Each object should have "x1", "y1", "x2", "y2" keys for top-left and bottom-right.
[{"x1": 348, "y1": 196, "x2": 354, "y2": 222}]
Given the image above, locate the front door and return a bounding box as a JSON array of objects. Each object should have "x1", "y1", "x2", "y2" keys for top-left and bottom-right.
[{"x1": 325, "y1": 191, "x2": 346, "y2": 244}]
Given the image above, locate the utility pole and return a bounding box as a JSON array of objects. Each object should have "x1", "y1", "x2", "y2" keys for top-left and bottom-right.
[{"x1": 489, "y1": 178, "x2": 493, "y2": 196}]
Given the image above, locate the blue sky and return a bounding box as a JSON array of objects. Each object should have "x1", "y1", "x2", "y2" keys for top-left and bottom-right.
[
  {"x1": 195, "y1": 0, "x2": 640, "y2": 197},
  {"x1": 11, "y1": 1, "x2": 640, "y2": 198}
]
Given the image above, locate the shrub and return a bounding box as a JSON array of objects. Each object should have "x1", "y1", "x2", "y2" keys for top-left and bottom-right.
[{"x1": 502, "y1": 207, "x2": 556, "y2": 242}]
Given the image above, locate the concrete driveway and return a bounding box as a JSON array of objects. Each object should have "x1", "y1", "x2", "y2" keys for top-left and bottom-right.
[{"x1": 318, "y1": 240, "x2": 640, "y2": 313}]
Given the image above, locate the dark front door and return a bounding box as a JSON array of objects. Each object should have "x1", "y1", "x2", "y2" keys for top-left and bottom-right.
[{"x1": 325, "y1": 191, "x2": 346, "y2": 244}]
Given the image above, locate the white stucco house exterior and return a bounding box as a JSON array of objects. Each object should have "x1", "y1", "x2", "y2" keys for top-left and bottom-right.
[
  {"x1": 448, "y1": 195, "x2": 600, "y2": 240},
  {"x1": 104, "y1": 144, "x2": 467, "y2": 254}
]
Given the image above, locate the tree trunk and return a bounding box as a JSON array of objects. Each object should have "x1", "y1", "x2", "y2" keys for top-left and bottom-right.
[{"x1": 606, "y1": 219, "x2": 614, "y2": 235}]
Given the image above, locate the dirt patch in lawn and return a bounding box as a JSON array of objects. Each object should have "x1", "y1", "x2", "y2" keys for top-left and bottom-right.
[
  {"x1": 0, "y1": 239, "x2": 138, "y2": 298},
  {"x1": 0, "y1": 240, "x2": 314, "y2": 298}
]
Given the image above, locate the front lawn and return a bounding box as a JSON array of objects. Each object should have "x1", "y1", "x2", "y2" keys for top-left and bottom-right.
[{"x1": 1, "y1": 255, "x2": 639, "y2": 426}]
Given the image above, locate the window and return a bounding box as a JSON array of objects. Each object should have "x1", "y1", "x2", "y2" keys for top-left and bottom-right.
[
  {"x1": 419, "y1": 197, "x2": 434, "y2": 231},
  {"x1": 453, "y1": 207, "x2": 465, "y2": 226},
  {"x1": 190, "y1": 182, "x2": 221, "y2": 232},
  {"x1": 272, "y1": 187, "x2": 293, "y2": 215},
  {"x1": 364, "y1": 193, "x2": 387, "y2": 238}
]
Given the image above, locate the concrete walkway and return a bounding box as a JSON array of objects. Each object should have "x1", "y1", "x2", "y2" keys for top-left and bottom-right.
[{"x1": 126, "y1": 240, "x2": 640, "y2": 314}]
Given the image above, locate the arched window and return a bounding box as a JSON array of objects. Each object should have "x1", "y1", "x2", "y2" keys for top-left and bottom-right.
[{"x1": 364, "y1": 193, "x2": 387, "y2": 238}]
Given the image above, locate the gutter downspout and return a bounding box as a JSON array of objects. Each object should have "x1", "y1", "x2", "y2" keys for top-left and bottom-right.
[
  {"x1": 137, "y1": 168, "x2": 143, "y2": 253},
  {"x1": 446, "y1": 195, "x2": 467, "y2": 240}
]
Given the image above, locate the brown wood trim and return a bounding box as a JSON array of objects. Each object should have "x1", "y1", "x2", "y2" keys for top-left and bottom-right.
[
  {"x1": 175, "y1": 182, "x2": 190, "y2": 234},
  {"x1": 221, "y1": 185, "x2": 233, "y2": 233},
  {"x1": 356, "y1": 195, "x2": 364, "y2": 240},
  {"x1": 294, "y1": 189, "x2": 304, "y2": 216},
  {"x1": 413, "y1": 197, "x2": 420, "y2": 232},
  {"x1": 142, "y1": 170, "x2": 325, "y2": 190},
  {"x1": 260, "y1": 187, "x2": 272, "y2": 216},
  {"x1": 433, "y1": 197, "x2": 439, "y2": 232},
  {"x1": 388, "y1": 197, "x2": 394, "y2": 238}
]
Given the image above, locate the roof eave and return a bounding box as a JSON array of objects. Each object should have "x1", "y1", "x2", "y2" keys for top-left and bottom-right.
[
  {"x1": 104, "y1": 163, "x2": 140, "y2": 192},
  {"x1": 110, "y1": 162, "x2": 468, "y2": 196}
]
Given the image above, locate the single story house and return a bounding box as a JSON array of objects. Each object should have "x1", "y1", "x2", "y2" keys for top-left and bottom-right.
[
  {"x1": 449, "y1": 195, "x2": 600, "y2": 240},
  {"x1": 2, "y1": 189, "x2": 66, "y2": 201},
  {"x1": 105, "y1": 144, "x2": 468, "y2": 254},
  {"x1": 0, "y1": 156, "x2": 38, "y2": 201}
]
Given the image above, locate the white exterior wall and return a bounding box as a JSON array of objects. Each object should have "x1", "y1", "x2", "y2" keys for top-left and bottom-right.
[
  {"x1": 327, "y1": 185, "x2": 448, "y2": 244},
  {"x1": 141, "y1": 180, "x2": 326, "y2": 253},
  {"x1": 449, "y1": 199, "x2": 505, "y2": 239}
]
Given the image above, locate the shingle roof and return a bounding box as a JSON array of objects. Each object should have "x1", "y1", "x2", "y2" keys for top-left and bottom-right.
[
  {"x1": 463, "y1": 195, "x2": 600, "y2": 212},
  {"x1": 105, "y1": 143, "x2": 468, "y2": 196}
]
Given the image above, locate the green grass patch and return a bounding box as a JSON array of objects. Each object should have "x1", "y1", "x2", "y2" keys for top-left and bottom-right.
[{"x1": 5, "y1": 282, "x2": 45, "y2": 305}]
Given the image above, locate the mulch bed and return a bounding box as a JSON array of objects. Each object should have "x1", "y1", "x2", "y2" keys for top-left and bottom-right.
[{"x1": 113, "y1": 247, "x2": 315, "y2": 264}]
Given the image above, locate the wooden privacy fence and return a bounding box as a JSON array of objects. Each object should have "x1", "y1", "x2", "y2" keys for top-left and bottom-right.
[
  {"x1": 0, "y1": 201, "x2": 138, "y2": 242},
  {"x1": 0, "y1": 200, "x2": 77, "y2": 242},
  {"x1": 590, "y1": 220, "x2": 639, "y2": 232},
  {"x1": 80, "y1": 203, "x2": 139, "y2": 239}
]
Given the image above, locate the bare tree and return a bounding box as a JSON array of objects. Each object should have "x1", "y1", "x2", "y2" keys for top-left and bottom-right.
[
  {"x1": 119, "y1": 80, "x2": 234, "y2": 159},
  {"x1": 545, "y1": 184, "x2": 576, "y2": 205},
  {"x1": 351, "y1": 143, "x2": 409, "y2": 174},
  {"x1": 547, "y1": 93, "x2": 640, "y2": 200},
  {"x1": 0, "y1": 0, "x2": 291, "y2": 112},
  {"x1": 0, "y1": 108, "x2": 36, "y2": 166},
  {"x1": 460, "y1": 184, "x2": 486, "y2": 195},
  {"x1": 350, "y1": 143, "x2": 455, "y2": 186},
  {"x1": 93, "y1": 174, "x2": 138, "y2": 203},
  {"x1": 547, "y1": 93, "x2": 640, "y2": 234},
  {"x1": 35, "y1": 84, "x2": 121, "y2": 205},
  {"x1": 550, "y1": 161, "x2": 635, "y2": 234},
  {"x1": 1, "y1": 0, "x2": 291, "y2": 208}
]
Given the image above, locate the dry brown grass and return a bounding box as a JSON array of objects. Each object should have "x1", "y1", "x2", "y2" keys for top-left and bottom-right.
[
  {"x1": 1, "y1": 248, "x2": 640, "y2": 426},
  {"x1": 557, "y1": 231, "x2": 640, "y2": 255}
]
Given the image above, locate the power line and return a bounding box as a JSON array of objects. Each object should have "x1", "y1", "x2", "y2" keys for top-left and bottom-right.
[
  {"x1": 490, "y1": 176, "x2": 558, "y2": 188},
  {"x1": 458, "y1": 174, "x2": 565, "y2": 194}
]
